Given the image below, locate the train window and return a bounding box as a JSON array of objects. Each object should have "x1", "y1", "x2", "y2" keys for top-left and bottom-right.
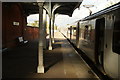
[
  {"x1": 112, "y1": 17, "x2": 120, "y2": 54},
  {"x1": 84, "y1": 25, "x2": 88, "y2": 39},
  {"x1": 84, "y1": 25, "x2": 92, "y2": 41}
]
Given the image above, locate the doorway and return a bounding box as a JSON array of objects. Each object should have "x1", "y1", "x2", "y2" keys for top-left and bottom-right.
[{"x1": 95, "y1": 18, "x2": 105, "y2": 66}]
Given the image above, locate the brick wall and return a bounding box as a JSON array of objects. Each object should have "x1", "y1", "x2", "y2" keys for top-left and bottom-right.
[
  {"x1": 2, "y1": 3, "x2": 39, "y2": 48},
  {"x1": 24, "y1": 26, "x2": 39, "y2": 41}
]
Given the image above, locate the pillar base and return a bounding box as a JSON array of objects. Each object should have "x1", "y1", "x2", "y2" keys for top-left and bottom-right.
[
  {"x1": 52, "y1": 39, "x2": 55, "y2": 43},
  {"x1": 37, "y1": 65, "x2": 44, "y2": 73},
  {"x1": 77, "y1": 45, "x2": 79, "y2": 48},
  {"x1": 49, "y1": 46, "x2": 52, "y2": 50}
]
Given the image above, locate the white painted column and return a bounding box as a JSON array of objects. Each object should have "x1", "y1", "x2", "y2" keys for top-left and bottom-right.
[
  {"x1": 48, "y1": 17, "x2": 52, "y2": 50},
  {"x1": 43, "y1": 9, "x2": 47, "y2": 49},
  {"x1": 48, "y1": 1, "x2": 52, "y2": 50},
  {"x1": 37, "y1": 2, "x2": 44, "y2": 73},
  {"x1": 52, "y1": 14, "x2": 55, "y2": 43},
  {"x1": 70, "y1": 26, "x2": 72, "y2": 40}
]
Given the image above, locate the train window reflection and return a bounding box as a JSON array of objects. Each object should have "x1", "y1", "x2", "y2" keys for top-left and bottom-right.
[
  {"x1": 112, "y1": 17, "x2": 120, "y2": 54},
  {"x1": 84, "y1": 25, "x2": 89, "y2": 40},
  {"x1": 84, "y1": 25, "x2": 92, "y2": 41}
]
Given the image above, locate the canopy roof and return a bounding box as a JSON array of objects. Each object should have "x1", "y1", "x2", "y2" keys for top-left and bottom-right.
[{"x1": 22, "y1": 1, "x2": 83, "y2": 16}]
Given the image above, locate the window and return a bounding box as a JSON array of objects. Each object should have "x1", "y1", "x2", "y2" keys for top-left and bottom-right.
[
  {"x1": 27, "y1": 14, "x2": 39, "y2": 27},
  {"x1": 84, "y1": 25, "x2": 91, "y2": 40},
  {"x1": 84, "y1": 25, "x2": 88, "y2": 39},
  {"x1": 112, "y1": 17, "x2": 120, "y2": 54}
]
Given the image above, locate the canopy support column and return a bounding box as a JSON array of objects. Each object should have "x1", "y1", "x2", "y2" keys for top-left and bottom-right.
[
  {"x1": 52, "y1": 14, "x2": 55, "y2": 43},
  {"x1": 43, "y1": 9, "x2": 47, "y2": 49},
  {"x1": 48, "y1": 1, "x2": 52, "y2": 50},
  {"x1": 48, "y1": 17, "x2": 52, "y2": 50},
  {"x1": 70, "y1": 26, "x2": 72, "y2": 40},
  {"x1": 76, "y1": 22, "x2": 80, "y2": 48},
  {"x1": 37, "y1": 2, "x2": 44, "y2": 73}
]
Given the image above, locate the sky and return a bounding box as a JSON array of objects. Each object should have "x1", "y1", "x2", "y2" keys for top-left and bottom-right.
[
  {"x1": 27, "y1": 0, "x2": 120, "y2": 28},
  {"x1": 27, "y1": 14, "x2": 39, "y2": 23},
  {"x1": 55, "y1": 0, "x2": 120, "y2": 28}
]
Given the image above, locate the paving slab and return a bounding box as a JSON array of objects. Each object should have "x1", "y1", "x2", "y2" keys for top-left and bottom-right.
[{"x1": 2, "y1": 31, "x2": 98, "y2": 79}]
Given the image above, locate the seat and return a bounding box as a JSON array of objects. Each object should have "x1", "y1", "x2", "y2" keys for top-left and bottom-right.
[{"x1": 17, "y1": 37, "x2": 28, "y2": 45}]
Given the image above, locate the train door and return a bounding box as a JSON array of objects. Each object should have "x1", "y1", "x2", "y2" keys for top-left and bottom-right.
[
  {"x1": 104, "y1": 14, "x2": 119, "y2": 78},
  {"x1": 95, "y1": 18, "x2": 105, "y2": 67}
]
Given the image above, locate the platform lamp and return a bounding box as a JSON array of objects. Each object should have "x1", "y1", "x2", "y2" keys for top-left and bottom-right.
[{"x1": 83, "y1": 5, "x2": 94, "y2": 16}]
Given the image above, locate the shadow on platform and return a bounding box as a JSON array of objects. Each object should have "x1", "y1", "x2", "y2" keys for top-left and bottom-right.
[{"x1": 2, "y1": 39, "x2": 63, "y2": 78}]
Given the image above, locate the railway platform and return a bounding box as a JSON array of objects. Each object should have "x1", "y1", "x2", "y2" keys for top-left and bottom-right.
[
  {"x1": 2, "y1": 31, "x2": 98, "y2": 79},
  {"x1": 1, "y1": 2, "x2": 120, "y2": 80}
]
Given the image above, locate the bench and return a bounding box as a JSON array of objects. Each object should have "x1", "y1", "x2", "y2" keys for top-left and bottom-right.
[{"x1": 17, "y1": 37, "x2": 28, "y2": 45}]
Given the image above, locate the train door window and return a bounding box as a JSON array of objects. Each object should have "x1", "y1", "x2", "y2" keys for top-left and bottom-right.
[
  {"x1": 112, "y1": 16, "x2": 120, "y2": 54},
  {"x1": 89, "y1": 26, "x2": 92, "y2": 42},
  {"x1": 84, "y1": 25, "x2": 89, "y2": 40},
  {"x1": 84, "y1": 25, "x2": 92, "y2": 41}
]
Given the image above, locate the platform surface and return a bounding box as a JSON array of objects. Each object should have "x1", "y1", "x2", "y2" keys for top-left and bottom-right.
[{"x1": 2, "y1": 31, "x2": 98, "y2": 79}]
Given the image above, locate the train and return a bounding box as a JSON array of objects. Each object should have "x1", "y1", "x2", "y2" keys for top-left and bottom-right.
[{"x1": 67, "y1": 2, "x2": 120, "y2": 79}]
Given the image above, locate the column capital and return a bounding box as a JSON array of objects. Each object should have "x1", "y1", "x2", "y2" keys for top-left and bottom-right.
[{"x1": 38, "y1": 2, "x2": 44, "y2": 7}]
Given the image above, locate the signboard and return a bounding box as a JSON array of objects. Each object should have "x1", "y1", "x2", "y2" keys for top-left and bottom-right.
[{"x1": 13, "y1": 22, "x2": 19, "y2": 26}]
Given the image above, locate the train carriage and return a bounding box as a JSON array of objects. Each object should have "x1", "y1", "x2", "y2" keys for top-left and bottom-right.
[{"x1": 74, "y1": 2, "x2": 120, "y2": 79}]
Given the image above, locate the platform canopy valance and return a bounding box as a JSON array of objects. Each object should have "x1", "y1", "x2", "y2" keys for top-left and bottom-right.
[{"x1": 22, "y1": 1, "x2": 83, "y2": 16}]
